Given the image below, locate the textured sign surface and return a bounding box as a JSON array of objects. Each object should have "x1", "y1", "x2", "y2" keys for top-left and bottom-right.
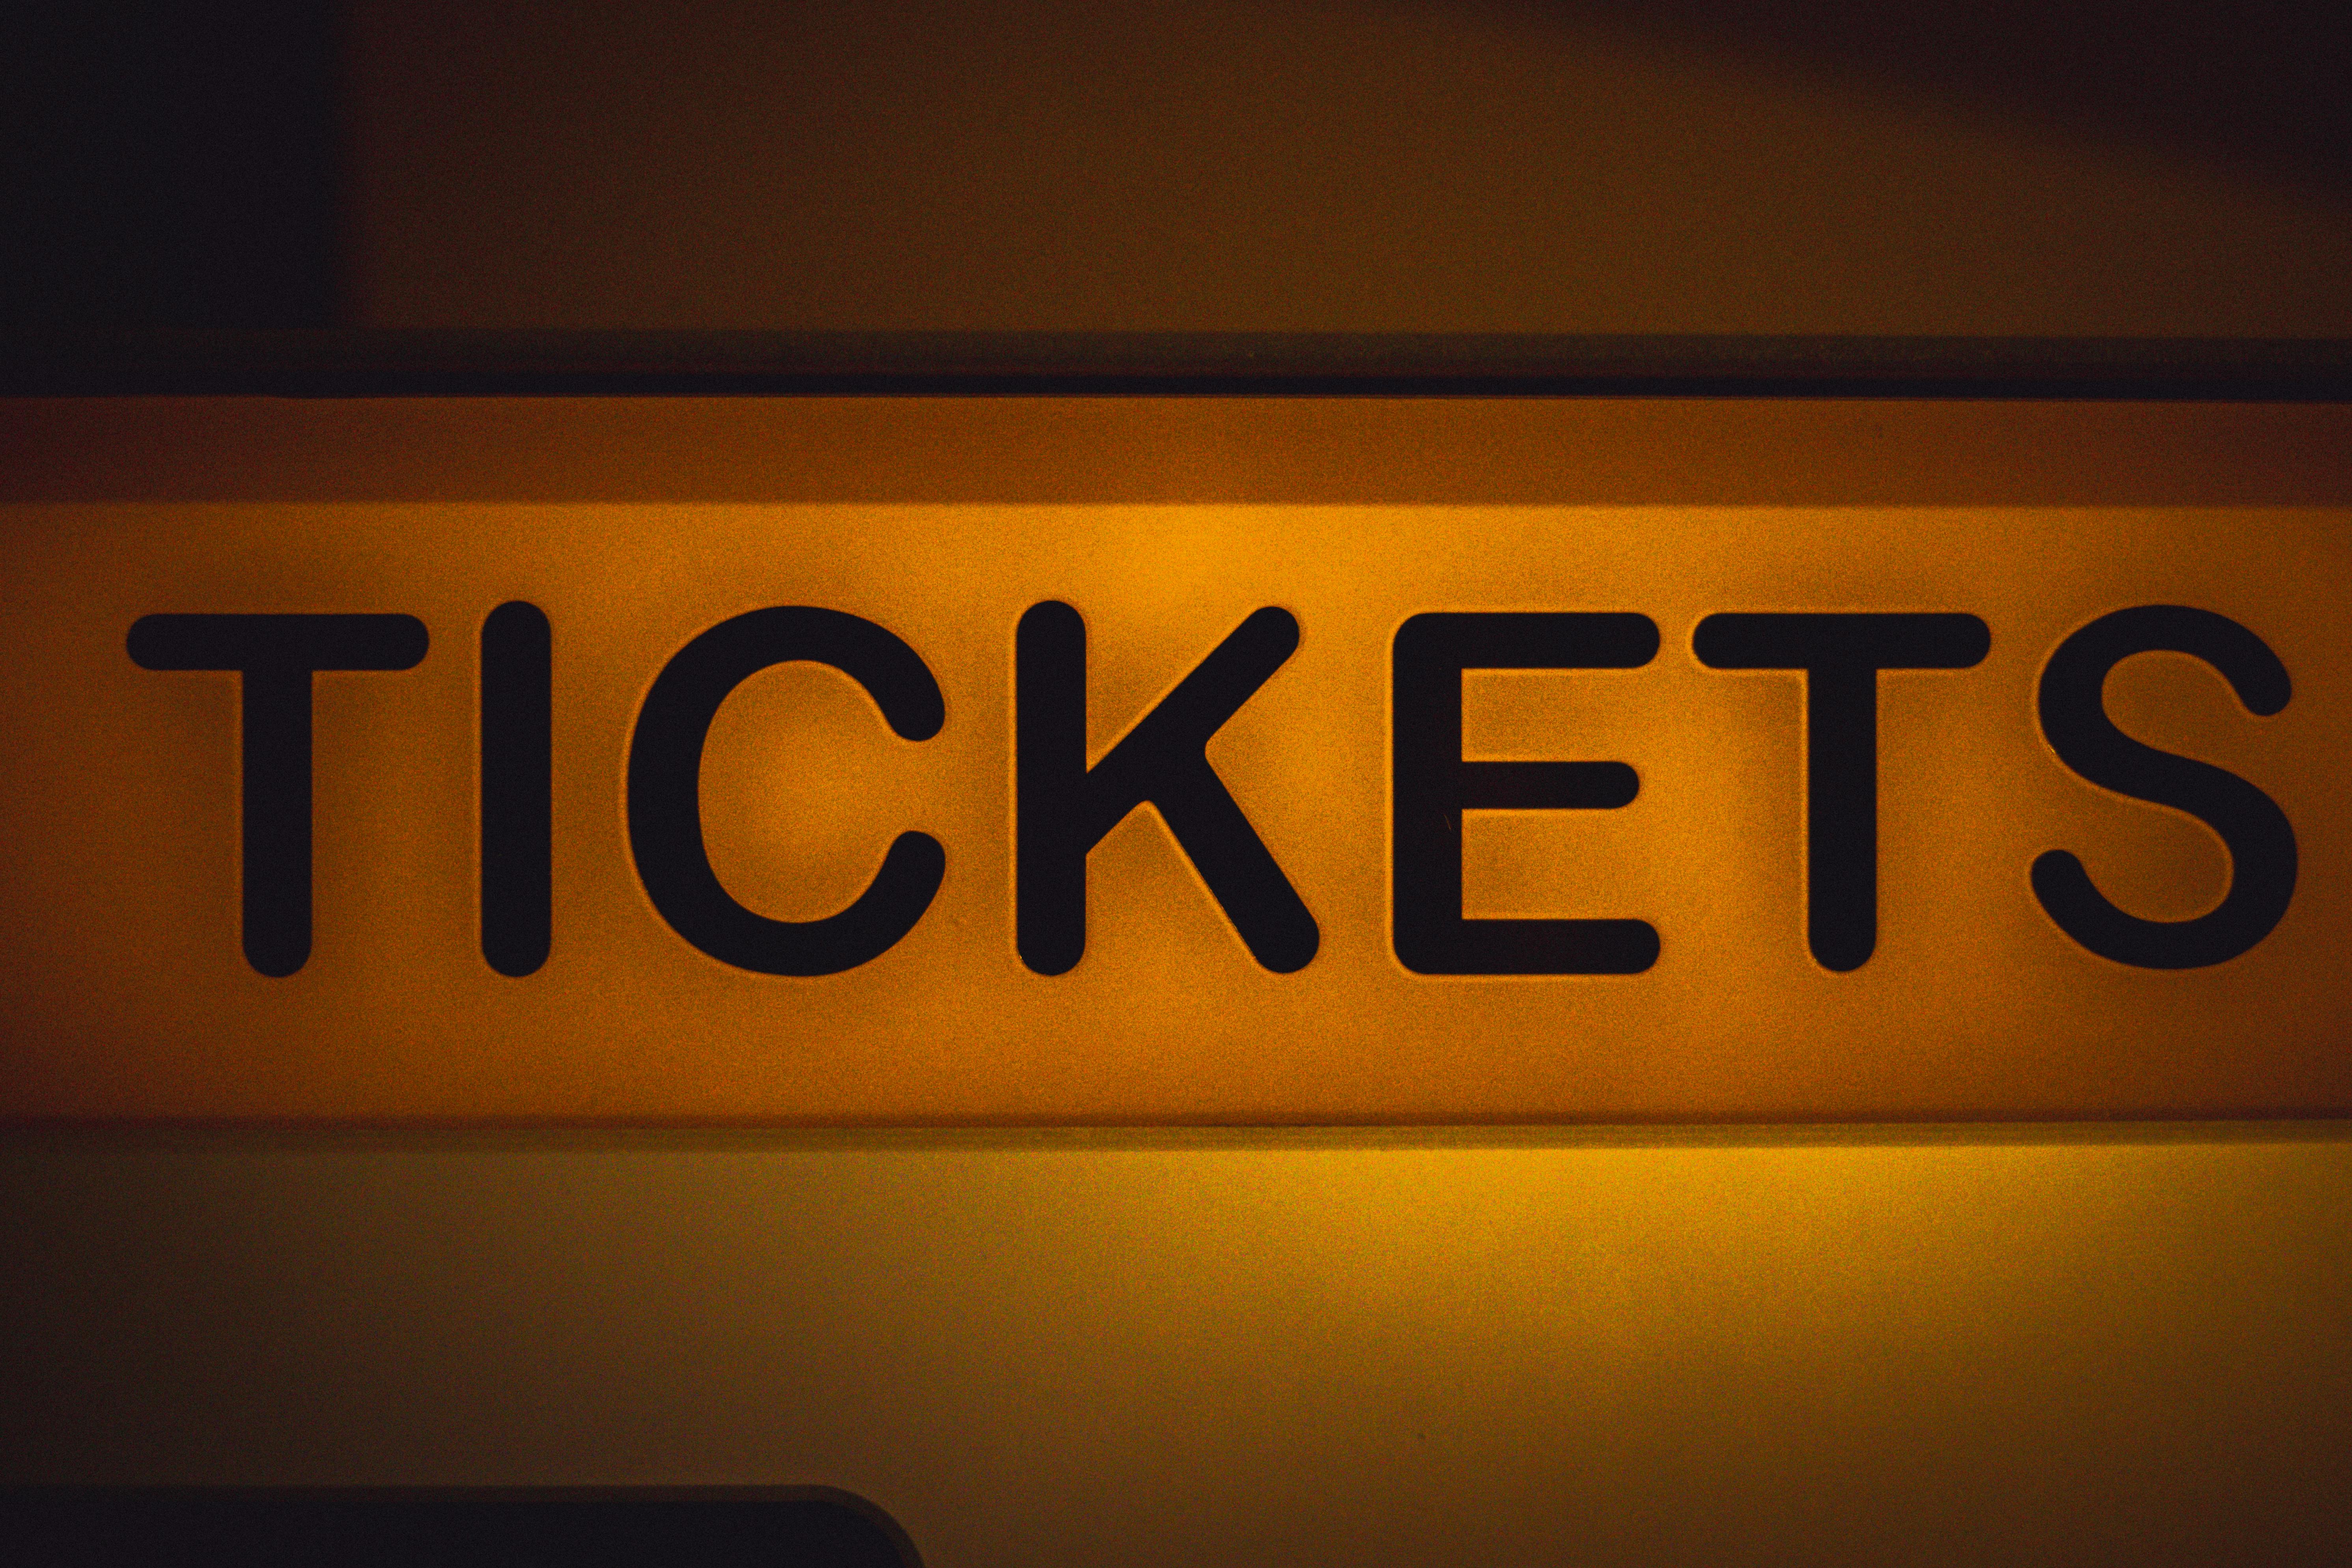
[{"x1": 3, "y1": 397, "x2": 2346, "y2": 1122}]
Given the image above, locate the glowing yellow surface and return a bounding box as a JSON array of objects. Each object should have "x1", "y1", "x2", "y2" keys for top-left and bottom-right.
[
  {"x1": 1, "y1": 399, "x2": 2345, "y2": 1121},
  {"x1": 5, "y1": 1127, "x2": 2349, "y2": 1564}
]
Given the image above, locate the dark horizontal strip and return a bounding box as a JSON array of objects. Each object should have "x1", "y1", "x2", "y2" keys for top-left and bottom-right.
[
  {"x1": 7, "y1": 330, "x2": 2352, "y2": 399},
  {"x1": 1460, "y1": 761, "x2": 1642, "y2": 811},
  {"x1": 0, "y1": 1487, "x2": 920, "y2": 1568},
  {"x1": 5, "y1": 1121, "x2": 2348, "y2": 1149}
]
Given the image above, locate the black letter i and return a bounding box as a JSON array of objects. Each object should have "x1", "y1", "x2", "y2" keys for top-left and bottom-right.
[{"x1": 482, "y1": 601, "x2": 551, "y2": 976}]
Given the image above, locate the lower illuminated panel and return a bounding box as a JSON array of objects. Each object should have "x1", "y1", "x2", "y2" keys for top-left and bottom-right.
[{"x1": 3, "y1": 1130, "x2": 2347, "y2": 1565}]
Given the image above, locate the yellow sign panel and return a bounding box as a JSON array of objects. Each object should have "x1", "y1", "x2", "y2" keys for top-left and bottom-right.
[{"x1": 2, "y1": 397, "x2": 2347, "y2": 1122}]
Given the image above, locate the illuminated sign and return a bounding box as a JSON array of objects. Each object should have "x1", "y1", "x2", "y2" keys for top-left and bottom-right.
[{"x1": 3, "y1": 396, "x2": 2346, "y2": 1122}]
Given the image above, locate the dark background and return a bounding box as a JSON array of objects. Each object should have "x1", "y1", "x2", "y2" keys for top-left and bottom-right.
[
  {"x1": 9, "y1": 0, "x2": 2352, "y2": 333},
  {"x1": 6, "y1": 1, "x2": 340, "y2": 328}
]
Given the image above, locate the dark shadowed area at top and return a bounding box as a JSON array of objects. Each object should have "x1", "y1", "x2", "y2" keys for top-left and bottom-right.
[{"x1": 3, "y1": 0, "x2": 2349, "y2": 329}]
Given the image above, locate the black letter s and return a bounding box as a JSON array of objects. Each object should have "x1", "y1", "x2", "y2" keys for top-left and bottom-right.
[{"x1": 2034, "y1": 606, "x2": 2295, "y2": 969}]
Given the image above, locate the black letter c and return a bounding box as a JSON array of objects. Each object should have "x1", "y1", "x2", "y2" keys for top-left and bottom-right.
[{"x1": 627, "y1": 608, "x2": 946, "y2": 975}]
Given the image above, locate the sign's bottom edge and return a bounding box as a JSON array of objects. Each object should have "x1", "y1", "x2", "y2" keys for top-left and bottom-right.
[{"x1": 3, "y1": 1118, "x2": 2348, "y2": 1151}]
